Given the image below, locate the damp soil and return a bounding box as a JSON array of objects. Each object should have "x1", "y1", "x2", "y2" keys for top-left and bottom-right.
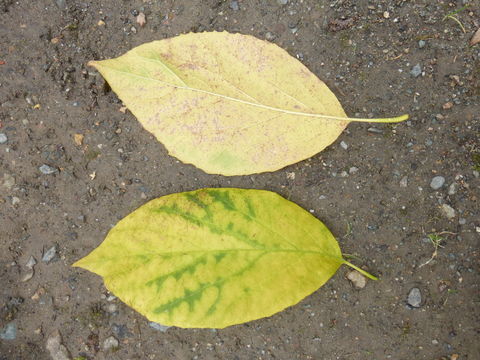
[{"x1": 1, "y1": 1, "x2": 479, "y2": 359}]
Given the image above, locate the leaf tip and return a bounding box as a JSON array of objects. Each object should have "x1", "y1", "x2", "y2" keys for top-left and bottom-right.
[{"x1": 87, "y1": 60, "x2": 99, "y2": 68}]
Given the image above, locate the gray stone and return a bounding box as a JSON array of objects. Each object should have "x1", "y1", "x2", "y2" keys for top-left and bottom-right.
[
  {"x1": 0, "y1": 322, "x2": 17, "y2": 340},
  {"x1": 418, "y1": 40, "x2": 426, "y2": 48},
  {"x1": 367, "y1": 127, "x2": 383, "y2": 134},
  {"x1": 399, "y1": 176, "x2": 408, "y2": 188},
  {"x1": 410, "y1": 64, "x2": 422, "y2": 77},
  {"x1": 0, "y1": 133, "x2": 7, "y2": 144},
  {"x1": 448, "y1": 182, "x2": 457, "y2": 195},
  {"x1": 277, "y1": 0, "x2": 288, "y2": 4},
  {"x1": 349, "y1": 166, "x2": 359, "y2": 174},
  {"x1": 54, "y1": 0, "x2": 67, "y2": 9},
  {"x1": 39, "y1": 164, "x2": 58, "y2": 175},
  {"x1": 42, "y1": 246, "x2": 57, "y2": 263},
  {"x1": 46, "y1": 330, "x2": 71, "y2": 360},
  {"x1": 340, "y1": 141, "x2": 348, "y2": 150},
  {"x1": 430, "y1": 176, "x2": 445, "y2": 190},
  {"x1": 103, "y1": 336, "x2": 119, "y2": 351},
  {"x1": 458, "y1": 218, "x2": 467, "y2": 225},
  {"x1": 441, "y1": 204, "x2": 456, "y2": 219},
  {"x1": 265, "y1": 32, "x2": 275, "y2": 41},
  {"x1": 229, "y1": 0, "x2": 239, "y2": 11},
  {"x1": 26, "y1": 255, "x2": 37, "y2": 268},
  {"x1": 149, "y1": 322, "x2": 171, "y2": 332},
  {"x1": 407, "y1": 287, "x2": 422, "y2": 308}
]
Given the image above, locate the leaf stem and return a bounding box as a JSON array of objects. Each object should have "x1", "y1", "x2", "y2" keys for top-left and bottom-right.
[
  {"x1": 91, "y1": 62, "x2": 408, "y2": 125},
  {"x1": 344, "y1": 260, "x2": 378, "y2": 280},
  {"x1": 344, "y1": 114, "x2": 409, "y2": 123}
]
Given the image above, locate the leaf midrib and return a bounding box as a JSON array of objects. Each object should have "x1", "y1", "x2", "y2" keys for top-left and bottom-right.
[
  {"x1": 94, "y1": 63, "x2": 354, "y2": 122},
  {"x1": 81, "y1": 247, "x2": 345, "y2": 263}
]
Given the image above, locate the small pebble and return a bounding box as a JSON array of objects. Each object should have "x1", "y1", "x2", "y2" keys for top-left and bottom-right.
[
  {"x1": 149, "y1": 322, "x2": 171, "y2": 332},
  {"x1": 0, "y1": 133, "x2": 7, "y2": 144},
  {"x1": 2, "y1": 173, "x2": 15, "y2": 189},
  {"x1": 349, "y1": 166, "x2": 359, "y2": 174},
  {"x1": 103, "y1": 336, "x2": 119, "y2": 351},
  {"x1": 418, "y1": 40, "x2": 426, "y2": 48},
  {"x1": 277, "y1": 0, "x2": 288, "y2": 4},
  {"x1": 0, "y1": 322, "x2": 17, "y2": 340},
  {"x1": 430, "y1": 176, "x2": 445, "y2": 190},
  {"x1": 11, "y1": 196, "x2": 20, "y2": 205},
  {"x1": 346, "y1": 270, "x2": 366, "y2": 289},
  {"x1": 229, "y1": 0, "x2": 239, "y2": 11},
  {"x1": 399, "y1": 176, "x2": 408, "y2": 188},
  {"x1": 21, "y1": 269, "x2": 34, "y2": 282},
  {"x1": 367, "y1": 127, "x2": 383, "y2": 134},
  {"x1": 26, "y1": 256, "x2": 37, "y2": 268},
  {"x1": 39, "y1": 164, "x2": 58, "y2": 175},
  {"x1": 54, "y1": 0, "x2": 67, "y2": 9},
  {"x1": 410, "y1": 64, "x2": 422, "y2": 78},
  {"x1": 106, "y1": 304, "x2": 118, "y2": 313},
  {"x1": 407, "y1": 287, "x2": 422, "y2": 308},
  {"x1": 458, "y1": 218, "x2": 466, "y2": 225},
  {"x1": 42, "y1": 246, "x2": 57, "y2": 263},
  {"x1": 265, "y1": 32, "x2": 275, "y2": 41},
  {"x1": 448, "y1": 183, "x2": 457, "y2": 195},
  {"x1": 441, "y1": 204, "x2": 456, "y2": 219},
  {"x1": 340, "y1": 141, "x2": 348, "y2": 150},
  {"x1": 46, "y1": 330, "x2": 71, "y2": 360}
]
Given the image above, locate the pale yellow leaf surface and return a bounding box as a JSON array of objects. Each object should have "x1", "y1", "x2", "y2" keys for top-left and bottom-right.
[{"x1": 89, "y1": 32, "x2": 407, "y2": 175}]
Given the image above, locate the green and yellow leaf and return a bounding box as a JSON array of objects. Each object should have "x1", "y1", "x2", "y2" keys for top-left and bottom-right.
[
  {"x1": 89, "y1": 31, "x2": 407, "y2": 176},
  {"x1": 73, "y1": 188, "x2": 376, "y2": 328}
]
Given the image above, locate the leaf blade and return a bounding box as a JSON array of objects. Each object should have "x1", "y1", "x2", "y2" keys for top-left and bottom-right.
[
  {"x1": 90, "y1": 32, "x2": 406, "y2": 175},
  {"x1": 73, "y1": 188, "x2": 362, "y2": 328}
]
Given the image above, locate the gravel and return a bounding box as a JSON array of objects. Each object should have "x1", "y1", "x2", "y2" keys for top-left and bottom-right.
[
  {"x1": 340, "y1": 141, "x2": 348, "y2": 150},
  {"x1": 441, "y1": 204, "x2": 456, "y2": 219},
  {"x1": 430, "y1": 176, "x2": 445, "y2": 190},
  {"x1": 46, "y1": 330, "x2": 71, "y2": 360},
  {"x1": 103, "y1": 336, "x2": 119, "y2": 351},
  {"x1": 367, "y1": 127, "x2": 383, "y2": 134},
  {"x1": 42, "y1": 245, "x2": 57, "y2": 263},
  {"x1": 0, "y1": 133, "x2": 7, "y2": 144},
  {"x1": 399, "y1": 176, "x2": 408, "y2": 188},
  {"x1": 229, "y1": 0, "x2": 239, "y2": 11},
  {"x1": 407, "y1": 288, "x2": 422, "y2": 308},
  {"x1": 39, "y1": 164, "x2": 58, "y2": 175},
  {"x1": 0, "y1": 322, "x2": 17, "y2": 340},
  {"x1": 149, "y1": 322, "x2": 171, "y2": 332},
  {"x1": 410, "y1": 64, "x2": 422, "y2": 78},
  {"x1": 448, "y1": 183, "x2": 457, "y2": 195},
  {"x1": 418, "y1": 40, "x2": 426, "y2": 48},
  {"x1": 346, "y1": 270, "x2": 366, "y2": 289},
  {"x1": 26, "y1": 255, "x2": 37, "y2": 268},
  {"x1": 2, "y1": 173, "x2": 15, "y2": 190}
]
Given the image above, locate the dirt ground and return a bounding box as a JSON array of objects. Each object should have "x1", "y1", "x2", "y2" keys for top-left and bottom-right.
[{"x1": 1, "y1": 0, "x2": 479, "y2": 359}]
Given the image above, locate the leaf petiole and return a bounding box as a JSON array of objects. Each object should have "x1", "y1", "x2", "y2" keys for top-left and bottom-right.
[{"x1": 344, "y1": 260, "x2": 378, "y2": 280}]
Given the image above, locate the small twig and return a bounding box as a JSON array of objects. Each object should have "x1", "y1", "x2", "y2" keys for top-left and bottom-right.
[{"x1": 444, "y1": 15, "x2": 466, "y2": 33}]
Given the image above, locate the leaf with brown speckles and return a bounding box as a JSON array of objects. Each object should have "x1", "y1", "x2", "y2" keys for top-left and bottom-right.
[{"x1": 89, "y1": 32, "x2": 407, "y2": 175}]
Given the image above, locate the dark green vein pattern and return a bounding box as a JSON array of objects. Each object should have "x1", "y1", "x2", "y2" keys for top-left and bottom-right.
[{"x1": 74, "y1": 188, "x2": 345, "y2": 328}]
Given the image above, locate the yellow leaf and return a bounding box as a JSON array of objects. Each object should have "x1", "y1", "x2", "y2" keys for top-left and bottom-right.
[
  {"x1": 89, "y1": 32, "x2": 407, "y2": 175},
  {"x1": 73, "y1": 188, "x2": 376, "y2": 329}
]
